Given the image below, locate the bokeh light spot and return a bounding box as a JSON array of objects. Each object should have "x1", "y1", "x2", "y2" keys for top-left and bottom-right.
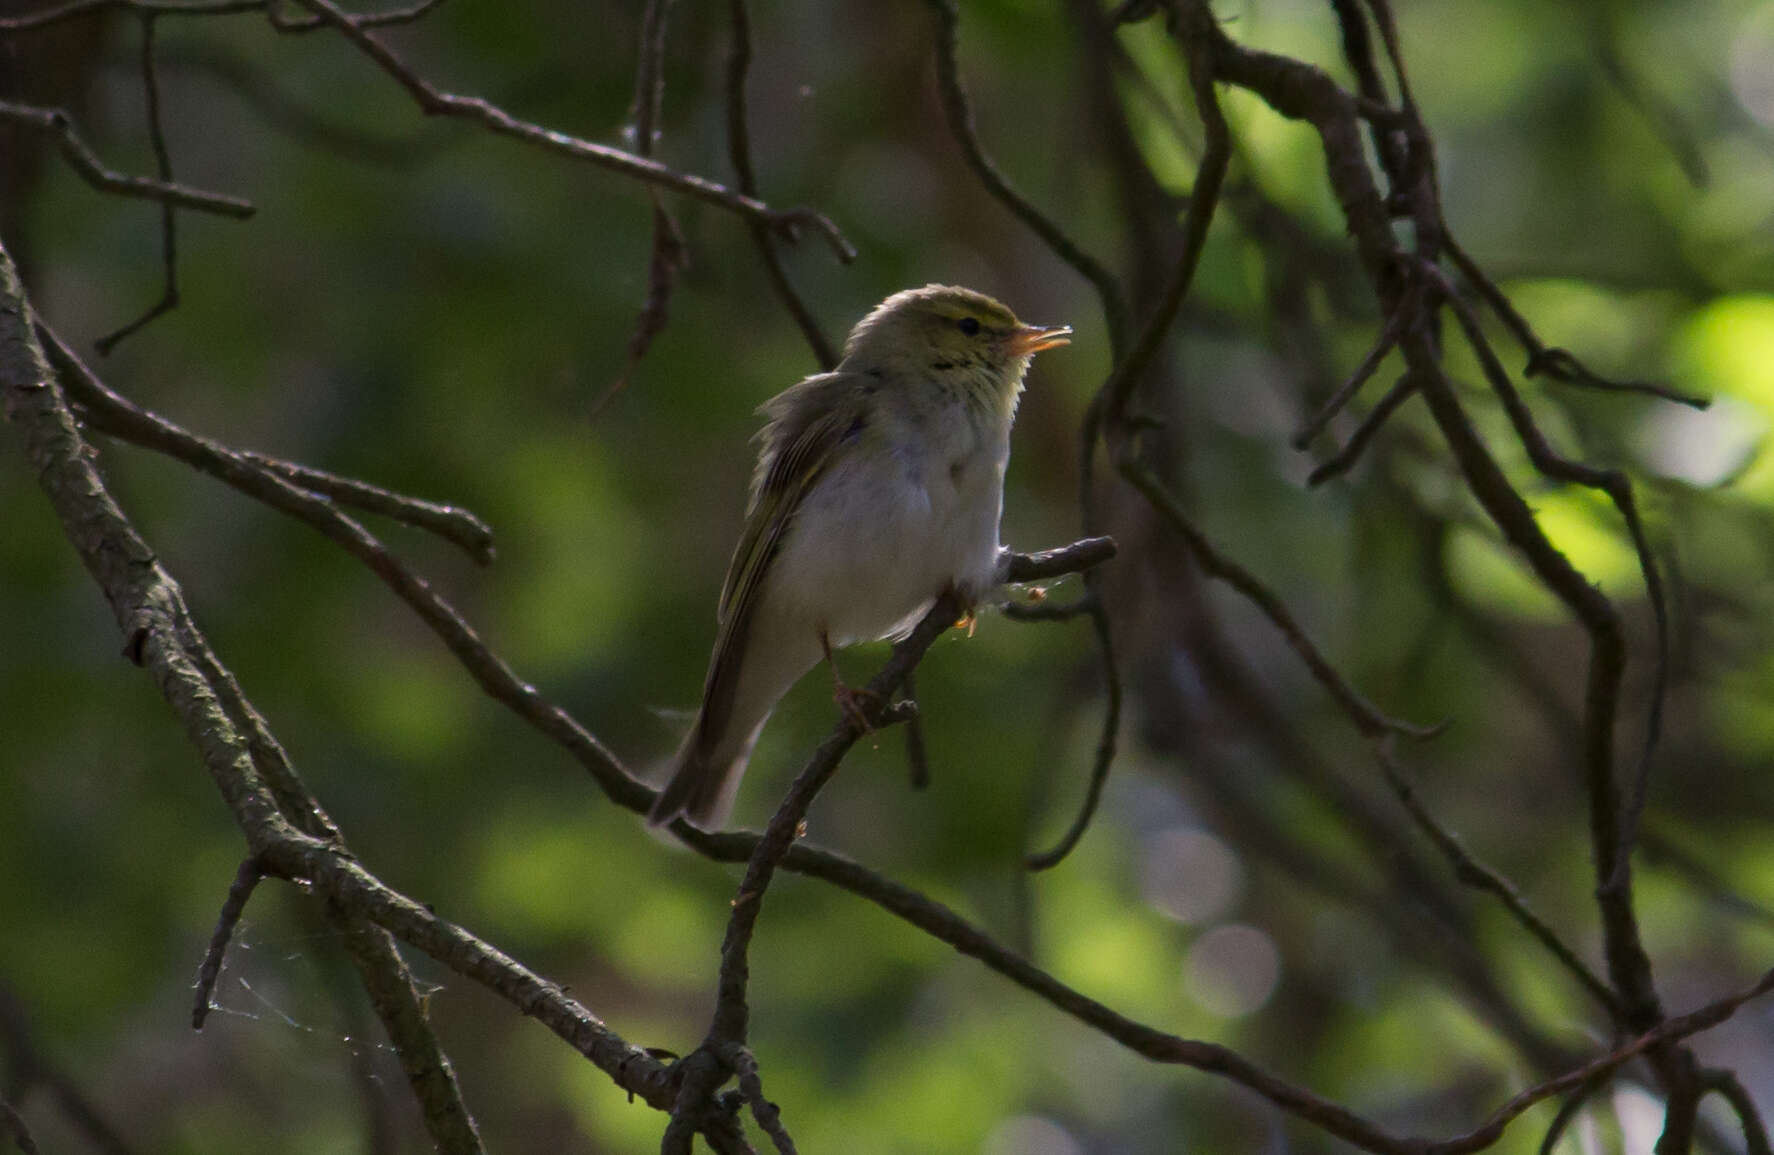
[
  {"x1": 1140, "y1": 828, "x2": 1243, "y2": 925},
  {"x1": 1184, "y1": 925, "x2": 1281, "y2": 1019}
]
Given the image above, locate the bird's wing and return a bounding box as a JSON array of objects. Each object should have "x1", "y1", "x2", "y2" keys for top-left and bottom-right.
[{"x1": 699, "y1": 373, "x2": 866, "y2": 750}]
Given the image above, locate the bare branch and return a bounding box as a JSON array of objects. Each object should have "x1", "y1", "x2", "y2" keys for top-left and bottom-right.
[
  {"x1": 595, "y1": 0, "x2": 686, "y2": 411},
  {"x1": 1425, "y1": 263, "x2": 1672, "y2": 903},
  {"x1": 1375, "y1": 747, "x2": 1620, "y2": 1018},
  {"x1": 1701, "y1": 1067, "x2": 1773, "y2": 1155},
  {"x1": 1442, "y1": 234, "x2": 1708, "y2": 409},
  {"x1": 0, "y1": 100, "x2": 255, "y2": 217},
  {"x1": 724, "y1": 0, "x2": 836, "y2": 369},
  {"x1": 240, "y1": 450, "x2": 496, "y2": 563},
  {"x1": 1122, "y1": 457, "x2": 1437, "y2": 741},
  {"x1": 1001, "y1": 537, "x2": 1118, "y2": 583},
  {"x1": 67, "y1": 353, "x2": 497, "y2": 563},
  {"x1": 1092, "y1": 20, "x2": 1228, "y2": 432},
  {"x1": 323, "y1": 904, "x2": 486, "y2": 1155},
  {"x1": 284, "y1": 0, "x2": 855, "y2": 260},
  {"x1": 1292, "y1": 316, "x2": 1398, "y2": 449},
  {"x1": 1306, "y1": 372, "x2": 1418, "y2": 486},
  {"x1": 95, "y1": 14, "x2": 181, "y2": 354},
  {"x1": 1024, "y1": 595, "x2": 1120, "y2": 871},
  {"x1": 926, "y1": 0, "x2": 1129, "y2": 352},
  {"x1": 42, "y1": 329, "x2": 640, "y2": 807},
  {"x1": 724, "y1": 1044, "x2": 796, "y2": 1155},
  {"x1": 1, "y1": 254, "x2": 738, "y2": 1145},
  {"x1": 900, "y1": 670, "x2": 930, "y2": 790},
  {"x1": 191, "y1": 856, "x2": 264, "y2": 1030}
]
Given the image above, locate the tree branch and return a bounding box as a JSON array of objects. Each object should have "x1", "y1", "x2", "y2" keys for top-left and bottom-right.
[
  {"x1": 723, "y1": 0, "x2": 836, "y2": 370},
  {"x1": 93, "y1": 13, "x2": 182, "y2": 353},
  {"x1": 284, "y1": 0, "x2": 855, "y2": 260},
  {"x1": 191, "y1": 856, "x2": 264, "y2": 1030},
  {"x1": 0, "y1": 99, "x2": 255, "y2": 217}
]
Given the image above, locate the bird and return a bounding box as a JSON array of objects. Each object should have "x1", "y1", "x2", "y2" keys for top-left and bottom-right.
[{"x1": 647, "y1": 284, "x2": 1071, "y2": 830}]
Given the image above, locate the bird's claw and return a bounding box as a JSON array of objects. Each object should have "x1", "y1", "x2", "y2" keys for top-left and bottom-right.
[{"x1": 833, "y1": 681, "x2": 881, "y2": 732}]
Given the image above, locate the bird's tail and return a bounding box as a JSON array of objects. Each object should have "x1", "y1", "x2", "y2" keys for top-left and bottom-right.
[{"x1": 646, "y1": 720, "x2": 764, "y2": 831}]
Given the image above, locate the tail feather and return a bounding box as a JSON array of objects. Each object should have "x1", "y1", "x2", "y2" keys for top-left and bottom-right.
[{"x1": 647, "y1": 721, "x2": 763, "y2": 830}]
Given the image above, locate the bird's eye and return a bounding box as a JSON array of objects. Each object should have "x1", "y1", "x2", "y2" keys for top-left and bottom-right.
[{"x1": 957, "y1": 316, "x2": 981, "y2": 336}]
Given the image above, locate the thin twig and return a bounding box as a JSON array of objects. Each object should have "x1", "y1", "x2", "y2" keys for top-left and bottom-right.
[
  {"x1": 1406, "y1": 352, "x2": 1660, "y2": 1024},
  {"x1": 1442, "y1": 234, "x2": 1708, "y2": 410},
  {"x1": 723, "y1": 0, "x2": 835, "y2": 369},
  {"x1": 1427, "y1": 263, "x2": 1671, "y2": 901},
  {"x1": 241, "y1": 451, "x2": 496, "y2": 563},
  {"x1": 1292, "y1": 316, "x2": 1398, "y2": 448},
  {"x1": 1375, "y1": 746, "x2": 1621, "y2": 1018},
  {"x1": 1536, "y1": 1069, "x2": 1615, "y2": 1155},
  {"x1": 1094, "y1": 23, "x2": 1228, "y2": 431},
  {"x1": 41, "y1": 329, "x2": 641, "y2": 807},
  {"x1": 285, "y1": 0, "x2": 854, "y2": 260},
  {"x1": 1122, "y1": 457, "x2": 1437, "y2": 741},
  {"x1": 703, "y1": 620, "x2": 947, "y2": 1047},
  {"x1": 323, "y1": 902, "x2": 487, "y2": 1155},
  {"x1": 724, "y1": 1044, "x2": 795, "y2": 1155},
  {"x1": 901, "y1": 670, "x2": 930, "y2": 790},
  {"x1": 1025, "y1": 594, "x2": 1120, "y2": 870},
  {"x1": 1701, "y1": 1067, "x2": 1774, "y2": 1155},
  {"x1": 925, "y1": 0, "x2": 1129, "y2": 351},
  {"x1": 1306, "y1": 372, "x2": 1418, "y2": 486},
  {"x1": 96, "y1": 14, "x2": 182, "y2": 354},
  {"x1": 69, "y1": 383, "x2": 497, "y2": 564},
  {"x1": 683, "y1": 544, "x2": 1123, "y2": 1127},
  {"x1": 0, "y1": 99, "x2": 254, "y2": 216},
  {"x1": 596, "y1": 0, "x2": 685, "y2": 412},
  {"x1": 191, "y1": 856, "x2": 264, "y2": 1029}
]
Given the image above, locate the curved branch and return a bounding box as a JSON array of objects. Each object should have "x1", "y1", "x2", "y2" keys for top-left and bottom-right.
[
  {"x1": 287, "y1": 0, "x2": 855, "y2": 261},
  {"x1": 724, "y1": 0, "x2": 837, "y2": 369},
  {"x1": 0, "y1": 254, "x2": 741, "y2": 1149},
  {"x1": 926, "y1": 0, "x2": 1129, "y2": 352}
]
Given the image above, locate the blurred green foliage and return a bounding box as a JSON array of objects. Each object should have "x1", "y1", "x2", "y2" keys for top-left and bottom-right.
[{"x1": 3, "y1": 0, "x2": 1774, "y2": 1151}]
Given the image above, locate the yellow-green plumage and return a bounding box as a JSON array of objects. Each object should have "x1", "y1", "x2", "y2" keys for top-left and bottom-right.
[{"x1": 648, "y1": 285, "x2": 1069, "y2": 829}]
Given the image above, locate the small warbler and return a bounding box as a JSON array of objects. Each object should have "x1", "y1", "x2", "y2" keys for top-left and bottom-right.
[{"x1": 648, "y1": 284, "x2": 1070, "y2": 830}]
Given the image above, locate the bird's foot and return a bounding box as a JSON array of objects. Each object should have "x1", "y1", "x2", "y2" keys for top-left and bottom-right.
[{"x1": 833, "y1": 680, "x2": 881, "y2": 732}]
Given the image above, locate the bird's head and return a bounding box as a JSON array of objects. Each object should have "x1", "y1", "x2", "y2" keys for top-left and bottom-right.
[{"x1": 842, "y1": 284, "x2": 1070, "y2": 416}]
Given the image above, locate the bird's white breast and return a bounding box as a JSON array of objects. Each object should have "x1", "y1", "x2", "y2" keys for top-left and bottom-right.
[{"x1": 766, "y1": 399, "x2": 1008, "y2": 644}]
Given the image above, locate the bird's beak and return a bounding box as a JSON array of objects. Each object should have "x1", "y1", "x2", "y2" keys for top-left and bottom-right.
[{"x1": 1007, "y1": 323, "x2": 1072, "y2": 356}]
